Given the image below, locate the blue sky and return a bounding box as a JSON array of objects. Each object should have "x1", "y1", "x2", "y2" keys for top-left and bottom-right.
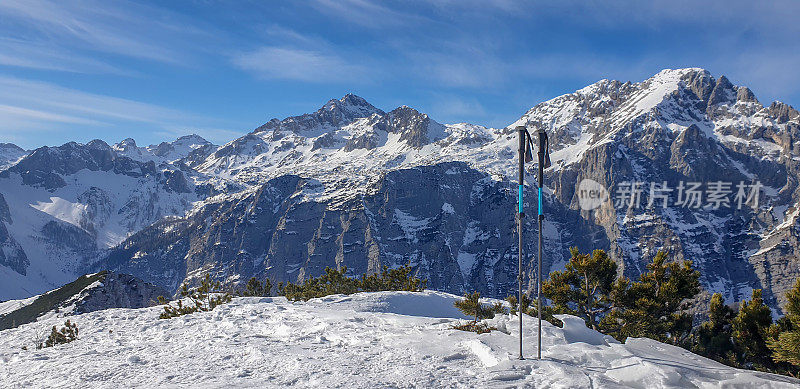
[{"x1": 1, "y1": 0, "x2": 799, "y2": 149}]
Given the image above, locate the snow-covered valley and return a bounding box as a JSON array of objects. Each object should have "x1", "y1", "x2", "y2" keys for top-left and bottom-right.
[{"x1": 0, "y1": 291, "x2": 796, "y2": 388}]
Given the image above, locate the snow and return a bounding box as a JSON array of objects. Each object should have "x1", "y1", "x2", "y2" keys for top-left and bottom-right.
[
  {"x1": 441, "y1": 202, "x2": 455, "y2": 214},
  {"x1": 0, "y1": 295, "x2": 37, "y2": 316},
  {"x1": 0, "y1": 291, "x2": 795, "y2": 388},
  {"x1": 31, "y1": 197, "x2": 88, "y2": 228},
  {"x1": 393, "y1": 209, "x2": 431, "y2": 243},
  {"x1": 549, "y1": 131, "x2": 595, "y2": 167}
]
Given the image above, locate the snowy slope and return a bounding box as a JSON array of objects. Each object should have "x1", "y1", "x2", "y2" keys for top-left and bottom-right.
[
  {"x1": 0, "y1": 169, "x2": 198, "y2": 299},
  {"x1": 0, "y1": 291, "x2": 795, "y2": 388}
]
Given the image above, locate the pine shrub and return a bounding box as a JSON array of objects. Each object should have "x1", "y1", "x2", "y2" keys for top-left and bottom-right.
[
  {"x1": 38, "y1": 320, "x2": 79, "y2": 349},
  {"x1": 731, "y1": 289, "x2": 774, "y2": 369},
  {"x1": 280, "y1": 267, "x2": 360, "y2": 301},
  {"x1": 159, "y1": 274, "x2": 232, "y2": 319},
  {"x1": 360, "y1": 265, "x2": 427, "y2": 292},
  {"x1": 452, "y1": 321, "x2": 496, "y2": 334},
  {"x1": 691, "y1": 293, "x2": 737, "y2": 365},
  {"x1": 768, "y1": 279, "x2": 800, "y2": 370},
  {"x1": 542, "y1": 248, "x2": 618, "y2": 330},
  {"x1": 280, "y1": 264, "x2": 427, "y2": 302},
  {"x1": 600, "y1": 251, "x2": 699, "y2": 344},
  {"x1": 453, "y1": 291, "x2": 506, "y2": 323},
  {"x1": 506, "y1": 294, "x2": 533, "y2": 316},
  {"x1": 240, "y1": 277, "x2": 272, "y2": 297}
]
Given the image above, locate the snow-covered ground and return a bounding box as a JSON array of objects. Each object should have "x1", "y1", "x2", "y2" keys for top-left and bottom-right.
[{"x1": 1, "y1": 291, "x2": 796, "y2": 388}]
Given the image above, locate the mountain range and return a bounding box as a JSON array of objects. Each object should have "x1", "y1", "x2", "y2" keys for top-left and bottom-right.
[{"x1": 1, "y1": 68, "x2": 798, "y2": 314}]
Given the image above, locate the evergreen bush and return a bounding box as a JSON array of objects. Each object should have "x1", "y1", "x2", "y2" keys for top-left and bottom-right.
[
  {"x1": 239, "y1": 277, "x2": 272, "y2": 297},
  {"x1": 768, "y1": 279, "x2": 800, "y2": 369},
  {"x1": 38, "y1": 320, "x2": 79, "y2": 349},
  {"x1": 159, "y1": 274, "x2": 232, "y2": 319},
  {"x1": 691, "y1": 293, "x2": 737, "y2": 365},
  {"x1": 542, "y1": 248, "x2": 617, "y2": 330},
  {"x1": 506, "y1": 294, "x2": 533, "y2": 316},
  {"x1": 280, "y1": 264, "x2": 426, "y2": 302},
  {"x1": 731, "y1": 289, "x2": 773, "y2": 369},
  {"x1": 600, "y1": 251, "x2": 699, "y2": 344},
  {"x1": 452, "y1": 321, "x2": 496, "y2": 334},
  {"x1": 453, "y1": 291, "x2": 506, "y2": 322}
]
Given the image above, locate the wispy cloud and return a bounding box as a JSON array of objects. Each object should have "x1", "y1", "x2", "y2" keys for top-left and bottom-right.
[
  {"x1": 0, "y1": 104, "x2": 104, "y2": 126},
  {"x1": 0, "y1": 38, "x2": 130, "y2": 75},
  {"x1": 0, "y1": 0, "x2": 215, "y2": 73},
  {"x1": 429, "y1": 96, "x2": 487, "y2": 119},
  {"x1": 0, "y1": 76, "x2": 227, "y2": 147},
  {"x1": 232, "y1": 46, "x2": 373, "y2": 83},
  {"x1": 0, "y1": 77, "x2": 193, "y2": 125},
  {"x1": 310, "y1": 0, "x2": 432, "y2": 29}
]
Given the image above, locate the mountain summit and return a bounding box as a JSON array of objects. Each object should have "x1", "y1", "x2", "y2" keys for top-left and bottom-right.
[{"x1": 254, "y1": 93, "x2": 384, "y2": 135}]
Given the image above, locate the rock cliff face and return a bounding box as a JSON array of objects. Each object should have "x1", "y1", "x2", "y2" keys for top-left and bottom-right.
[
  {"x1": 2, "y1": 68, "x2": 799, "y2": 313},
  {"x1": 0, "y1": 193, "x2": 28, "y2": 275},
  {"x1": 102, "y1": 163, "x2": 603, "y2": 295}
]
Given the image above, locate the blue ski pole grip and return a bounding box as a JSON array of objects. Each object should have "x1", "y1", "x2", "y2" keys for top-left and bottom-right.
[
  {"x1": 538, "y1": 188, "x2": 543, "y2": 215},
  {"x1": 518, "y1": 185, "x2": 523, "y2": 213}
]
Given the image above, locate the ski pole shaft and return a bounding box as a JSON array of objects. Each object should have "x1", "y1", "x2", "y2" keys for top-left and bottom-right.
[{"x1": 517, "y1": 126, "x2": 525, "y2": 360}]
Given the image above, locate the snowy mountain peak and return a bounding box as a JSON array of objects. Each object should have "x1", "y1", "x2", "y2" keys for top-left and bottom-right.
[
  {"x1": 0, "y1": 143, "x2": 25, "y2": 153},
  {"x1": 324, "y1": 93, "x2": 380, "y2": 116},
  {"x1": 253, "y1": 93, "x2": 384, "y2": 136},
  {"x1": 86, "y1": 139, "x2": 112, "y2": 151},
  {"x1": 113, "y1": 138, "x2": 138, "y2": 151},
  {"x1": 386, "y1": 105, "x2": 447, "y2": 147},
  {"x1": 112, "y1": 134, "x2": 214, "y2": 163},
  {"x1": 767, "y1": 101, "x2": 800, "y2": 124},
  {"x1": 151, "y1": 134, "x2": 212, "y2": 160},
  {"x1": 318, "y1": 93, "x2": 383, "y2": 122},
  {"x1": 511, "y1": 67, "x2": 799, "y2": 169},
  {"x1": 0, "y1": 143, "x2": 27, "y2": 171}
]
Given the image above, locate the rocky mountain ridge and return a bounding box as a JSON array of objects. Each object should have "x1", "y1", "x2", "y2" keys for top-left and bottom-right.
[{"x1": 1, "y1": 68, "x2": 799, "y2": 313}]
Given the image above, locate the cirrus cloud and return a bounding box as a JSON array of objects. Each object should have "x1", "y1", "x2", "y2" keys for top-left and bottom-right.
[{"x1": 232, "y1": 46, "x2": 374, "y2": 84}]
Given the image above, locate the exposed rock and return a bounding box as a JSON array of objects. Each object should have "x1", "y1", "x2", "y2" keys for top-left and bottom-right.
[
  {"x1": 736, "y1": 86, "x2": 758, "y2": 103},
  {"x1": 254, "y1": 93, "x2": 384, "y2": 134},
  {"x1": 0, "y1": 271, "x2": 167, "y2": 330},
  {"x1": 0, "y1": 219, "x2": 28, "y2": 276}
]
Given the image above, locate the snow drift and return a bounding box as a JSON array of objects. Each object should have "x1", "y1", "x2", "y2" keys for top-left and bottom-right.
[{"x1": 0, "y1": 290, "x2": 796, "y2": 388}]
